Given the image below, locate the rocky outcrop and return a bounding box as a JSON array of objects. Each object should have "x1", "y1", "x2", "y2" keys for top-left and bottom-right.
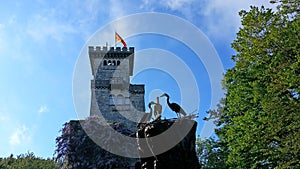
[{"x1": 136, "y1": 118, "x2": 200, "y2": 169}]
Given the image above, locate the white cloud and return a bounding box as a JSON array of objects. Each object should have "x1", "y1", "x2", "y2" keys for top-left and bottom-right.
[
  {"x1": 141, "y1": 0, "x2": 196, "y2": 19},
  {"x1": 198, "y1": 0, "x2": 276, "y2": 38},
  {"x1": 26, "y1": 12, "x2": 77, "y2": 42},
  {"x1": 165, "y1": 0, "x2": 194, "y2": 10},
  {"x1": 164, "y1": 0, "x2": 196, "y2": 20},
  {"x1": 9, "y1": 125, "x2": 32, "y2": 146},
  {"x1": 109, "y1": 0, "x2": 127, "y2": 19},
  {"x1": 0, "y1": 111, "x2": 10, "y2": 122},
  {"x1": 140, "y1": 0, "x2": 277, "y2": 40},
  {"x1": 24, "y1": 0, "x2": 129, "y2": 43},
  {"x1": 162, "y1": 0, "x2": 195, "y2": 10},
  {"x1": 141, "y1": 0, "x2": 195, "y2": 10},
  {"x1": 0, "y1": 114, "x2": 9, "y2": 121},
  {"x1": 56, "y1": 0, "x2": 105, "y2": 40},
  {"x1": 38, "y1": 104, "x2": 49, "y2": 114}
]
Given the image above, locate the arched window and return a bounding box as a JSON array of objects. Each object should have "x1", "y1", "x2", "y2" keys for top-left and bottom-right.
[
  {"x1": 112, "y1": 60, "x2": 116, "y2": 66},
  {"x1": 117, "y1": 60, "x2": 120, "y2": 66},
  {"x1": 108, "y1": 60, "x2": 112, "y2": 66},
  {"x1": 103, "y1": 60, "x2": 107, "y2": 66},
  {"x1": 109, "y1": 95, "x2": 115, "y2": 105},
  {"x1": 116, "y1": 94, "x2": 124, "y2": 104}
]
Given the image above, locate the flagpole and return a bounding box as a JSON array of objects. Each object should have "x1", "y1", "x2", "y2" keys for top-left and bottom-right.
[{"x1": 114, "y1": 31, "x2": 116, "y2": 48}]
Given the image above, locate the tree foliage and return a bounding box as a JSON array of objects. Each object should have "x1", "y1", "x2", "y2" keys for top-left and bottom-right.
[
  {"x1": 202, "y1": 0, "x2": 299, "y2": 168},
  {"x1": 0, "y1": 152, "x2": 58, "y2": 169},
  {"x1": 196, "y1": 137, "x2": 228, "y2": 169}
]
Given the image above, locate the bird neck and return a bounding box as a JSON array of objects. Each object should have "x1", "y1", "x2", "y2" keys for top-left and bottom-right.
[
  {"x1": 166, "y1": 96, "x2": 171, "y2": 105},
  {"x1": 149, "y1": 107, "x2": 153, "y2": 114}
]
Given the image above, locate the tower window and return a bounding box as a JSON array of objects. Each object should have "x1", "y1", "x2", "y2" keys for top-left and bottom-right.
[
  {"x1": 112, "y1": 60, "x2": 116, "y2": 66},
  {"x1": 132, "y1": 101, "x2": 136, "y2": 108},
  {"x1": 108, "y1": 60, "x2": 112, "y2": 66},
  {"x1": 109, "y1": 95, "x2": 115, "y2": 105},
  {"x1": 116, "y1": 94, "x2": 124, "y2": 104},
  {"x1": 103, "y1": 60, "x2": 107, "y2": 66},
  {"x1": 117, "y1": 60, "x2": 120, "y2": 66}
]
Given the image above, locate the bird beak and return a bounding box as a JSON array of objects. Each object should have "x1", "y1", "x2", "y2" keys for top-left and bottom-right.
[{"x1": 160, "y1": 94, "x2": 164, "y2": 97}]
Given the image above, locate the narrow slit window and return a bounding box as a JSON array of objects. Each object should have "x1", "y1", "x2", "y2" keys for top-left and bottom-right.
[{"x1": 109, "y1": 95, "x2": 115, "y2": 105}]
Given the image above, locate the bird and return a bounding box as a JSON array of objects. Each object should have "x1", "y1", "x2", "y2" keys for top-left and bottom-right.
[
  {"x1": 160, "y1": 93, "x2": 186, "y2": 118},
  {"x1": 153, "y1": 97, "x2": 162, "y2": 119},
  {"x1": 137, "y1": 101, "x2": 155, "y2": 128}
]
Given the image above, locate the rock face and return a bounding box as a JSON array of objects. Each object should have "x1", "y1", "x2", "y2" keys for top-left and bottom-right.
[
  {"x1": 136, "y1": 119, "x2": 200, "y2": 169},
  {"x1": 56, "y1": 118, "x2": 138, "y2": 169}
]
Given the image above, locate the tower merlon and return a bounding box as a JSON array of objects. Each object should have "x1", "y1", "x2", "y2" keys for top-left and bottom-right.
[{"x1": 88, "y1": 46, "x2": 134, "y2": 53}]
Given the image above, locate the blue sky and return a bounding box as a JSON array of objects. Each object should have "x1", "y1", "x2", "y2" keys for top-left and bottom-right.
[{"x1": 0, "y1": 0, "x2": 276, "y2": 158}]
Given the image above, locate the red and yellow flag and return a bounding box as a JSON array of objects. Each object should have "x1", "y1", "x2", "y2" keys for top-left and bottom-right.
[{"x1": 115, "y1": 32, "x2": 127, "y2": 47}]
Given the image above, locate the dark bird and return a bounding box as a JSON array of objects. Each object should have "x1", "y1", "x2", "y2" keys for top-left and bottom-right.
[
  {"x1": 137, "y1": 101, "x2": 155, "y2": 127},
  {"x1": 160, "y1": 93, "x2": 186, "y2": 117}
]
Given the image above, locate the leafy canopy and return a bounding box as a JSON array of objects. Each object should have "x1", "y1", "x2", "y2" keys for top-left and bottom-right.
[
  {"x1": 200, "y1": 0, "x2": 299, "y2": 168},
  {"x1": 0, "y1": 152, "x2": 58, "y2": 169}
]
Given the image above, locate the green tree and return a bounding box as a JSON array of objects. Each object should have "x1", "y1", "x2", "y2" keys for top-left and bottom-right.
[
  {"x1": 196, "y1": 137, "x2": 228, "y2": 169},
  {"x1": 0, "y1": 152, "x2": 58, "y2": 169},
  {"x1": 214, "y1": 0, "x2": 300, "y2": 168}
]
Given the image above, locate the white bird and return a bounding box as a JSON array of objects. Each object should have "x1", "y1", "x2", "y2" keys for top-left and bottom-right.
[{"x1": 137, "y1": 101, "x2": 155, "y2": 127}]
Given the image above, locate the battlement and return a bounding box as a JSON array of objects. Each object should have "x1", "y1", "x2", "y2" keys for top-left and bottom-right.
[
  {"x1": 129, "y1": 84, "x2": 145, "y2": 94},
  {"x1": 89, "y1": 46, "x2": 135, "y2": 77},
  {"x1": 89, "y1": 46, "x2": 134, "y2": 53}
]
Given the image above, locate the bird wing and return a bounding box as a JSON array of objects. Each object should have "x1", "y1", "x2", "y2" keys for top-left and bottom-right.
[
  {"x1": 139, "y1": 113, "x2": 148, "y2": 123},
  {"x1": 179, "y1": 108, "x2": 187, "y2": 116}
]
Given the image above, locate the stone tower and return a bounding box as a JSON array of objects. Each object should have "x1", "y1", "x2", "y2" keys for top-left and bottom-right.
[{"x1": 89, "y1": 46, "x2": 145, "y2": 131}]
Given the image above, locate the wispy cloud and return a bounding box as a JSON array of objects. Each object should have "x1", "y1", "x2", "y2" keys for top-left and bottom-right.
[
  {"x1": 26, "y1": 11, "x2": 77, "y2": 43},
  {"x1": 163, "y1": 0, "x2": 195, "y2": 10},
  {"x1": 9, "y1": 125, "x2": 32, "y2": 146},
  {"x1": 109, "y1": 0, "x2": 127, "y2": 19},
  {"x1": 0, "y1": 112, "x2": 9, "y2": 122},
  {"x1": 0, "y1": 23, "x2": 6, "y2": 52},
  {"x1": 107, "y1": 0, "x2": 136, "y2": 37},
  {"x1": 161, "y1": 0, "x2": 196, "y2": 20},
  {"x1": 141, "y1": 0, "x2": 196, "y2": 20},
  {"x1": 24, "y1": 0, "x2": 127, "y2": 43},
  {"x1": 198, "y1": 0, "x2": 276, "y2": 38},
  {"x1": 38, "y1": 104, "x2": 49, "y2": 114},
  {"x1": 140, "y1": 0, "x2": 276, "y2": 40}
]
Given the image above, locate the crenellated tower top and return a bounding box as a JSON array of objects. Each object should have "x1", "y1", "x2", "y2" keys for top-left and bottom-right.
[{"x1": 89, "y1": 46, "x2": 134, "y2": 77}]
